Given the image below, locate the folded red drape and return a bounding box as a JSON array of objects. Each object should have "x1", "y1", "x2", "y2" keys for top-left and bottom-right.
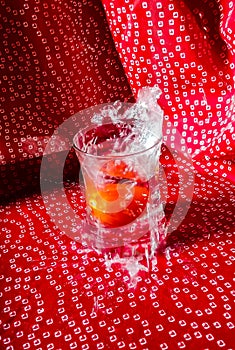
[
  {"x1": 0, "y1": 0, "x2": 133, "y2": 200},
  {"x1": 101, "y1": 0, "x2": 235, "y2": 178}
]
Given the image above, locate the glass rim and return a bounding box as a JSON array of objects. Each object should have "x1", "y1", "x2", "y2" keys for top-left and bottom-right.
[{"x1": 73, "y1": 126, "x2": 162, "y2": 159}]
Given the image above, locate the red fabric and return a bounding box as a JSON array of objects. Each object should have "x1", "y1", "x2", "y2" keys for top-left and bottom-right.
[
  {"x1": 1, "y1": 0, "x2": 235, "y2": 349},
  {"x1": 102, "y1": 0, "x2": 235, "y2": 172},
  {"x1": 0, "y1": 0, "x2": 133, "y2": 200},
  {"x1": 1, "y1": 171, "x2": 235, "y2": 349}
]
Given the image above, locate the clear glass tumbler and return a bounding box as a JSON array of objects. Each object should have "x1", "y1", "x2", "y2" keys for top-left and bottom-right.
[{"x1": 73, "y1": 113, "x2": 165, "y2": 250}]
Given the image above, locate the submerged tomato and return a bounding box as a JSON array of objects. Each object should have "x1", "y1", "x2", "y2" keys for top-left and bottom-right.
[{"x1": 88, "y1": 160, "x2": 149, "y2": 227}]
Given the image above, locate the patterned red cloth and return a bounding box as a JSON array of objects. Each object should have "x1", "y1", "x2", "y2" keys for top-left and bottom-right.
[
  {"x1": 0, "y1": 1, "x2": 235, "y2": 349},
  {"x1": 101, "y1": 0, "x2": 235, "y2": 173},
  {"x1": 0, "y1": 0, "x2": 133, "y2": 200}
]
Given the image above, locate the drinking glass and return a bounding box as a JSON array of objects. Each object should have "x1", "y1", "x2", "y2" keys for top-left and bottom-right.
[{"x1": 73, "y1": 115, "x2": 165, "y2": 249}]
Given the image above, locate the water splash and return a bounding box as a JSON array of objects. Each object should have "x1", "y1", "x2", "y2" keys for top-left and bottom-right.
[
  {"x1": 83, "y1": 85, "x2": 166, "y2": 280},
  {"x1": 90, "y1": 85, "x2": 163, "y2": 156}
]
